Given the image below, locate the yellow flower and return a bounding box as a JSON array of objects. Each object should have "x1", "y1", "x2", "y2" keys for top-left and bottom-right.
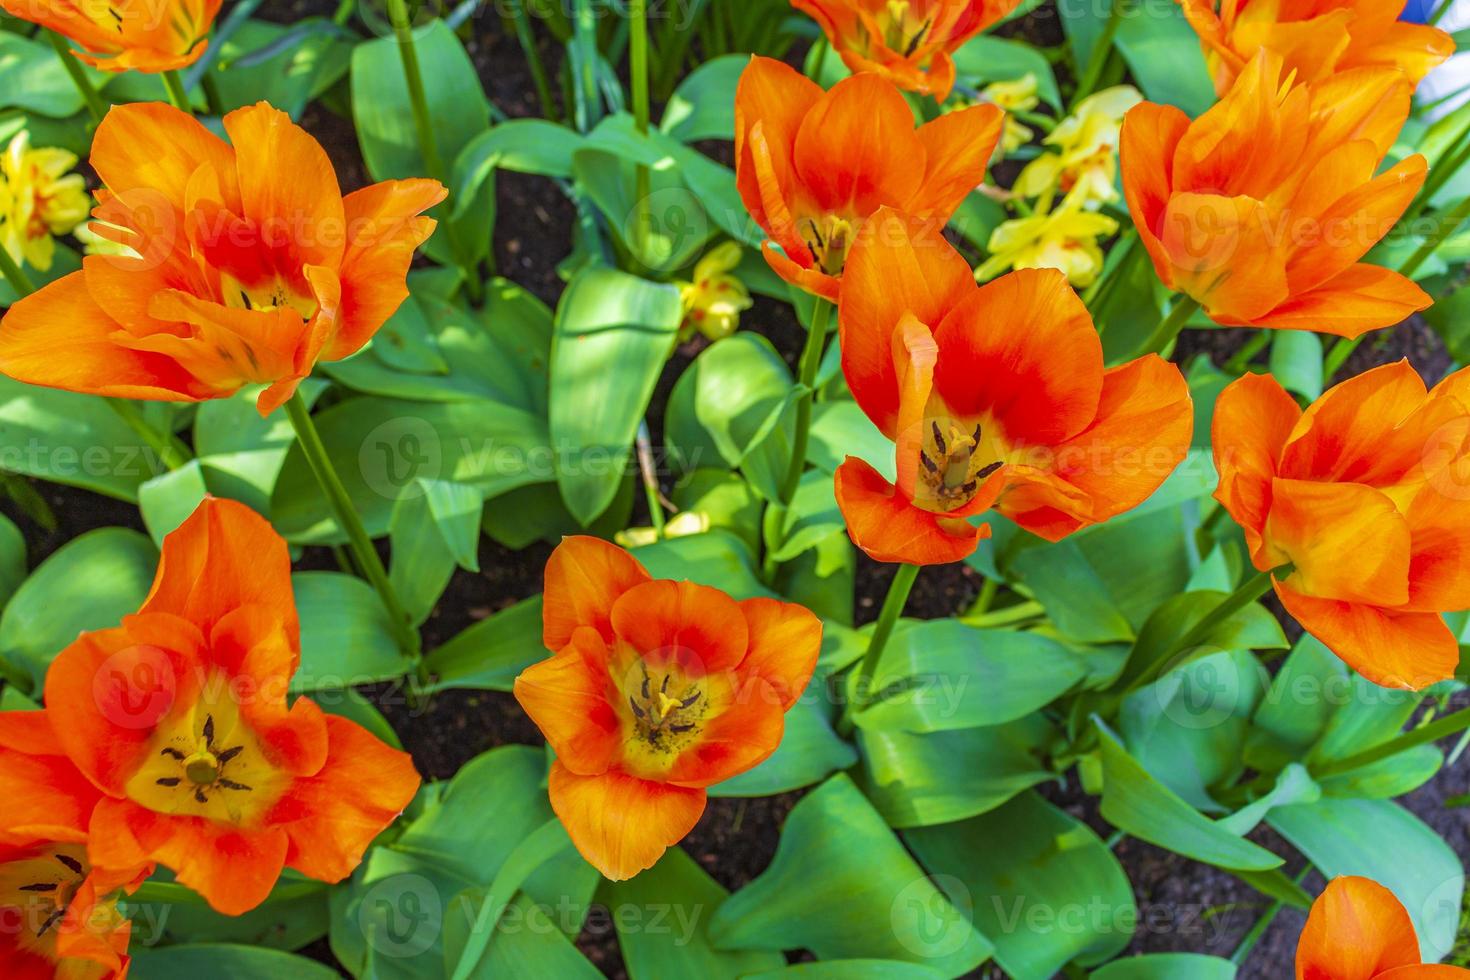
[
  {"x1": 977, "y1": 195, "x2": 1118, "y2": 287},
  {"x1": 978, "y1": 73, "x2": 1039, "y2": 155},
  {"x1": 615, "y1": 510, "x2": 711, "y2": 548},
  {"x1": 677, "y1": 241, "x2": 753, "y2": 342},
  {"x1": 1014, "y1": 85, "x2": 1141, "y2": 209},
  {"x1": 0, "y1": 131, "x2": 90, "y2": 272}
]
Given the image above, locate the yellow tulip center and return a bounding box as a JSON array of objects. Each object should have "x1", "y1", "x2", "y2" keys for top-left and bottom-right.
[
  {"x1": 916, "y1": 418, "x2": 1004, "y2": 512},
  {"x1": 0, "y1": 844, "x2": 89, "y2": 960},
  {"x1": 796, "y1": 213, "x2": 856, "y2": 277},
  {"x1": 882, "y1": 0, "x2": 935, "y2": 56}
]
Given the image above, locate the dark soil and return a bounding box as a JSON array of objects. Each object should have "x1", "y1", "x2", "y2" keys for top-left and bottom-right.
[{"x1": 3, "y1": 4, "x2": 1466, "y2": 980}]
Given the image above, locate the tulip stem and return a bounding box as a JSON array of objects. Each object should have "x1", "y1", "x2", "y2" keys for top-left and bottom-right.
[
  {"x1": 839, "y1": 562, "x2": 919, "y2": 735},
  {"x1": 46, "y1": 32, "x2": 108, "y2": 124},
  {"x1": 162, "y1": 71, "x2": 193, "y2": 114},
  {"x1": 284, "y1": 392, "x2": 422, "y2": 664},
  {"x1": 106, "y1": 399, "x2": 190, "y2": 471},
  {"x1": 630, "y1": 0, "x2": 651, "y2": 259},
  {"x1": 509, "y1": 0, "x2": 557, "y2": 122},
  {"x1": 385, "y1": 0, "x2": 485, "y2": 306},
  {"x1": 1316, "y1": 705, "x2": 1470, "y2": 778},
  {"x1": 1141, "y1": 295, "x2": 1201, "y2": 355},
  {"x1": 636, "y1": 418, "x2": 666, "y2": 537},
  {"x1": 0, "y1": 245, "x2": 36, "y2": 299},
  {"x1": 1123, "y1": 568, "x2": 1275, "y2": 694}
]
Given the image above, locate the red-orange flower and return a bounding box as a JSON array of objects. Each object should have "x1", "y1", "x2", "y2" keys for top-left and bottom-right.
[
  {"x1": 1121, "y1": 51, "x2": 1431, "y2": 337},
  {"x1": 1297, "y1": 876, "x2": 1470, "y2": 979},
  {"x1": 735, "y1": 56, "x2": 1002, "y2": 301},
  {"x1": 791, "y1": 0, "x2": 1023, "y2": 100},
  {"x1": 39, "y1": 497, "x2": 421, "y2": 915},
  {"x1": 833, "y1": 208, "x2": 1193, "y2": 565},
  {"x1": 1213, "y1": 362, "x2": 1470, "y2": 690},
  {"x1": 1179, "y1": 0, "x2": 1453, "y2": 96},
  {"x1": 0, "y1": 0, "x2": 221, "y2": 72},
  {"x1": 0, "y1": 101, "x2": 444, "y2": 416},
  {"x1": 513, "y1": 536, "x2": 821, "y2": 880}
]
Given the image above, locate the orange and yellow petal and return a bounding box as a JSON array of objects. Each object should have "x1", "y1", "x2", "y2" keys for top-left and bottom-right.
[
  {"x1": 737, "y1": 598, "x2": 822, "y2": 711},
  {"x1": 0, "y1": 712, "x2": 103, "y2": 846},
  {"x1": 1278, "y1": 360, "x2": 1432, "y2": 487},
  {"x1": 791, "y1": 73, "x2": 925, "y2": 217},
  {"x1": 1121, "y1": 101, "x2": 1192, "y2": 290},
  {"x1": 735, "y1": 57, "x2": 824, "y2": 244},
  {"x1": 542, "y1": 536, "x2": 651, "y2": 651},
  {"x1": 1296, "y1": 876, "x2": 1423, "y2": 980},
  {"x1": 662, "y1": 673, "x2": 786, "y2": 787},
  {"x1": 1267, "y1": 479, "x2": 1412, "y2": 607},
  {"x1": 88, "y1": 102, "x2": 238, "y2": 214},
  {"x1": 1158, "y1": 192, "x2": 1290, "y2": 324},
  {"x1": 514, "y1": 627, "x2": 623, "y2": 776},
  {"x1": 908, "y1": 103, "x2": 1005, "y2": 217},
  {"x1": 547, "y1": 762, "x2": 705, "y2": 881},
  {"x1": 835, "y1": 456, "x2": 989, "y2": 566},
  {"x1": 1248, "y1": 264, "x2": 1431, "y2": 338},
  {"x1": 1212, "y1": 372, "x2": 1301, "y2": 565}
]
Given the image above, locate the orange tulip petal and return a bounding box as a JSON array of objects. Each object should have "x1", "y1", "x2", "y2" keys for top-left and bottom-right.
[
  {"x1": 834, "y1": 455, "x2": 987, "y2": 565},
  {"x1": 1249, "y1": 263, "x2": 1431, "y2": 338},
  {"x1": 514, "y1": 627, "x2": 623, "y2": 776},
  {"x1": 737, "y1": 598, "x2": 822, "y2": 711},
  {"x1": 89, "y1": 102, "x2": 238, "y2": 213},
  {"x1": 269, "y1": 714, "x2": 421, "y2": 884},
  {"x1": 909, "y1": 103, "x2": 1004, "y2": 217},
  {"x1": 1121, "y1": 101, "x2": 1192, "y2": 290},
  {"x1": 0, "y1": 272, "x2": 210, "y2": 400},
  {"x1": 1267, "y1": 478, "x2": 1412, "y2": 607},
  {"x1": 792, "y1": 73, "x2": 925, "y2": 216},
  {"x1": 932, "y1": 267, "x2": 1103, "y2": 445},
  {"x1": 1402, "y1": 483, "x2": 1470, "y2": 613},
  {"x1": 1159, "y1": 192, "x2": 1289, "y2": 324},
  {"x1": 1274, "y1": 580, "x2": 1458, "y2": 691},
  {"x1": 1296, "y1": 876, "x2": 1423, "y2": 980},
  {"x1": 0, "y1": 712, "x2": 103, "y2": 845},
  {"x1": 735, "y1": 56, "x2": 824, "y2": 243},
  {"x1": 1285, "y1": 155, "x2": 1426, "y2": 296},
  {"x1": 1278, "y1": 360, "x2": 1430, "y2": 486},
  {"x1": 541, "y1": 535, "x2": 651, "y2": 651},
  {"x1": 610, "y1": 580, "x2": 751, "y2": 675},
  {"x1": 1307, "y1": 67, "x2": 1414, "y2": 165},
  {"x1": 1211, "y1": 372, "x2": 1301, "y2": 566},
  {"x1": 663, "y1": 673, "x2": 786, "y2": 788},
  {"x1": 839, "y1": 207, "x2": 976, "y2": 438},
  {"x1": 547, "y1": 762, "x2": 705, "y2": 880},
  {"x1": 760, "y1": 240, "x2": 839, "y2": 303}
]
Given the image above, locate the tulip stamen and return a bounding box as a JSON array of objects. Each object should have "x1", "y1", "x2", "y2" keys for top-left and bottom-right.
[
  {"x1": 627, "y1": 665, "x2": 708, "y2": 748},
  {"x1": 796, "y1": 214, "x2": 855, "y2": 277},
  {"x1": 916, "y1": 417, "x2": 1003, "y2": 511}
]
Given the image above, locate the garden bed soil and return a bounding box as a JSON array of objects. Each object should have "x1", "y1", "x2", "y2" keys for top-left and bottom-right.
[{"x1": 4, "y1": 6, "x2": 1467, "y2": 978}]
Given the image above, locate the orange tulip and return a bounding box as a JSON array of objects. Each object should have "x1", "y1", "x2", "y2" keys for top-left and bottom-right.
[
  {"x1": 1297, "y1": 876, "x2": 1470, "y2": 979},
  {"x1": 735, "y1": 56, "x2": 1002, "y2": 302},
  {"x1": 0, "y1": 102, "x2": 444, "y2": 416},
  {"x1": 0, "y1": 841, "x2": 135, "y2": 980},
  {"x1": 0, "y1": 0, "x2": 222, "y2": 72},
  {"x1": 1213, "y1": 362, "x2": 1470, "y2": 690},
  {"x1": 38, "y1": 497, "x2": 421, "y2": 915},
  {"x1": 514, "y1": 536, "x2": 821, "y2": 880},
  {"x1": 1121, "y1": 51, "x2": 1431, "y2": 338},
  {"x1": 1179, "y1": 0, "x2": 1453, "y2": 96},
  {"x1": 790, "y1": 0, "x2": 1023, "y2": 100},
  {"x1": 834, "y1": 208, "x2": 1193, "y2": 565}
]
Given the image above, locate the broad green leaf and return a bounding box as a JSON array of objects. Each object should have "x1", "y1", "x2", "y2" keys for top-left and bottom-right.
[
  {"x1": 1270, "y1": 798, "x2": 1464, "y2": 962},
  {"x1": 1062, "y1": 0, "x2": 1215, "y2": 116},
  {"x1": 745, "y1": 963, "x2": 945, "y2": 979},
  {"x1": 207, "y1": 17, "x2": 352, "y2": 117},
  {"x1": 603, "y1": 847, "x2": 785, "y2": 978},
  {"x1": 773, "y1": 527, "x2": 856, "y2": 626},
  {"x1": 1308, "y1": 674, "x2": 1424, "y2": 768},
  {"x1": 687, "y1": 332, "x2": 799, "y2": 501},
  {"x1": 0, "y1": 528, "x2": 158, "y2": 691},
  {"x1": 481, "y1": 476, "x2": 634, "y2": 550},
  {"x1": 0, "y1": 512, "x2": 25, "y2": 610},
  {"x1": 127, "y1": 944, "x2": 341, "y2": 979},
  {"x1": 1095, "y1": 721, "x2": 1285, "y2": 872},
  {"x1": 443, "y1": 892, "x2": 602, "y2": 979},
  {"x1": 905, "y1": 791, "x2": 1135, "y2": 978},
  {"x1": 856, "y1": 718, "x2": 1055, "y2": 828},
  {"x1": 767, "y1": 469, "x2": 842, "y2": 562},
  {"x1": 291, "y1": 572, "x2": 412, "y2": 691},
  {"x1": 807, "y1": 400, "x2": 893, "y2": 483},
  {"x1": 451, "y1": 119, "x2": 586, "y2": 218},
  {"x1": 660, "y1": 54, "x2": 747, "y2": 141},
  {"x1": 670, "y1": 469, "x2": 763, "y2": 555},
  {"x1": 1268, "y1": 331, "x2": 1324, "y2": 401},
  {"x1": 1246, "y1": 634, "x2": 1347, "y2": 771},
  {"x1": 1090, "y1": 954, "x2": 1238, "y2": 980},
  {"x1": 1111, "y1": 588, "x2": 1287, "y2": 693},
  {"x1": 631, "y1": 530, "x2": 775, "y2": 599},
  {"x1": 713, "y1": 695, "x2": 857, "y2": 797},
  {"x1": 192, "y1": 380, "x2": 327, "y2": 516},
  {"x1": 143, "y1": 881, "x2": 330, "y2": 951},
  {"x1": 854, "y1": 621, "x2": 1085, "y2": 732},
  {"x1": 951, "y1": 35, "x2": 1062, "y2": 108},
  {"x1": 549, "y1": 266, "x2": 681, "y2": 524},
  {"x1": 423, "y1": 596, "x2": 545, "y2": 693},
  {"x1": 0, "y1": 32, "x2": 107, "y2": 117},
  {"x1": 708, "y1": 775, "x2": 993, "y2": 973},
  {"x1": 138, "y1": 461, "x2": 211, "y2": 544},
  {"x1": 1318, "y1": 744, "x2": 1442, "y2": 799}
]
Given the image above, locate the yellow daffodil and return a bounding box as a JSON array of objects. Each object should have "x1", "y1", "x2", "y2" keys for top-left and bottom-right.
[
  {"x1": 677, "y1": 241, "x2": 753, "y2": 342},
  {"x1": 977, "y1": 193, "x2": 1118, "y2": 287},
  {"x1": 0, "y1": 131, "x2": 89, "y2": 272},
  {"x1": 1014, "y1": 85, "x2": 1141, "y2": 209},
  {"x1": 977, "y1": 74, "x2": 1040, "y2": 155}
]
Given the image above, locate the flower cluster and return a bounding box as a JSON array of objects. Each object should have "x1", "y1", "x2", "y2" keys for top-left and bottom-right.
[{"x1": 0, "y1": 131, "x2": 90, "y2": 275}]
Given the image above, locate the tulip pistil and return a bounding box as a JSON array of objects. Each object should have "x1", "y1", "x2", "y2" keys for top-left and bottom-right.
[
  {"x1": 628, "y1": 666, "x2": 706, "y2": 747},
  {"x1": 797, "y1": 214, "x2": 855, "y2": 277},
  {"x1": 917, "y1": 419, "x2": 1002, "y2": 511}
]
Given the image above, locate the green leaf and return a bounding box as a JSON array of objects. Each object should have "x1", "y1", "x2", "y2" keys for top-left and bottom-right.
[
  {"x1": 951, "y1": 35, "x2": 1062, "y2": 109},
  {"x1": 1090, "y1": 954, "x2": 1238, "y2": 980},
  {"x1": 660, "y1": 54, "x2": 748, "y2": 141},
  {"x1": 1318, "y1": 744, "x2": 1442, "y2": 799},
  {"x1": 142, "y1": 880, "x2": 330, "y2": 951},
  {"x1": 423, "y1": 596, "x2": 545, "y2": 693},
  {"x1": 856, "y1": 718, "x2": 1055, "y2": 828},
  {"x1": 451, "y1": 119, "x2": 586, "y2": 219},
  {"x1": 1095, "y1": 721, "x2": 1285, "y2": 871},
  {"x1": 1270, "y1": 798, "x2": 1464, "y2": 961},
  {"x1": 905, "y1": 791, "x2": 1135, "y2": 978},
  {"x1": 708, "y1": 775, "x2": 993, "y2": 973},
  {"x1": 1062, "y1": 0, "x2": 1215, "y2": 116},
  {"x1": 1267, "y1": 331, "x2": 1324, "y2": 401},
  {"x1": 744, "y1": 963, "x2": 946, "y2": 979},
  {"x1": 1246, "y1": 634, "x2": 1347, "y2": 771},
  {"x1": 767, "y1": 469, "x2": 842, "y2": 562},
  {"x1": 630, "y1": 530, "x2": 775, "y2": 600},
  {"x1": 807, "y1": 400, "x2": 893, "y2": 483},
  {"x1": 388, "y1": 477, "x2": 484, "y2": 623},
  {"x1": 1112, "y1": 588, "x2": 1287, "y2": 693},
  {"x1": 0, "y1": 512, "x2": 25, "y2": 611},
  {"x1": 1308, "y1": 674, "x2": 1424, "y2": 768},
  {"x1": 270, "y1": 396, "x2": 548, "y2": 542},
  {"x1": 291, "y1": 572, "x2": 412, "y2": 691},
  {"x1": 549, "y1": 266, "x2": 681, "y2": 524},
  {"x1": 853, "y1": 621, "x2": 1085, "y2": 733},
  {"x1": 0, "y1": 32, "x2": 107, "y2": 117},
  {"x1": 351, "y1": 19, "x2": 492, "y2": 265},
  {"x1": 138, "y1": 462, "x2": 211, "y2": 544},
  {"x1": 712, "y1": 696, "x2": 857, "y2": 797},
  {"x1": 207, "y1": 17, "x2": 352, "y2": 117},
  {"x1": 192, "y1": 380, "x2": 327, "y2": 516},
  {"x1": 0, "y1": 528, "x2": 158, "y2": 690},
  {"x1": 687, "y1": 332, "x2": 799, "y2": 501},
  {"x1": 603, "y1": 847, "x2": 786, "y2": 979},
  {"x1": 773, "y1": 528, "x2": 856, "y2": 626},
  {"x1": 127, "y1": 944, "x2": 342, "y2": 979}
]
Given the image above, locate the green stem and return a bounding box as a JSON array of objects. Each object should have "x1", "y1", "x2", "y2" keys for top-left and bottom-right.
[
  {"x1": 200, "y1": 72, "x2": 226, "y2": 116},
  {"x1": 1231, "y1": 866, "x2": 1312, "y2": 967},
  {"x1": 46, "y1": 32, "x2": 107, "y2": 124},
  {"x1": 106, "y1": 399, "x2": 189, "y2": 471},
  {"x1": 162, "y1": 70, "x2": 193, "y2": 113},
  {"x1": 332, "y1": 0, "x2": 357, "y2": 25},
  {"x1": 509, "y1": 0, "x2": 557, "y2": 122},
  {"x1": 839, "y1": 562, "x2": 920, "y2": 735},
  {"x1": 284, "y1": 393, "x2": 422, "y2": 664},
  {"x1": 964, "y1": 599, "x2": 1045, "y2": 628},
  {"x1": 1430, "y1": 0, "x2": 1456, "y2": 25},
  {"x1": 1316, "y1": 705, "x2": 1470, "y2": 778},
  {"x1": 1141, "y1": 295, "x2": 1201, "y2": 355},
  {"x1": 0, "y1": 245, "x2": 36, "y2": 298},
  {"x1": 1073, "y1": 0, "x2": 1123, "y2": 106},
  {"x1": 1223, "y1": 331, "x2": 1270, "y2": 374},
  {"x1": 635, "y1": 419, "x2": 665, "y2": 537},
  {"x1": 777, "y1": 298, "x2": 831, "y2": 506},
  {"x1": 630, "y1": 0, "x2": 650, "y2": 259},
  {"x1": 385, "y1": 0, "x2": 484, "y2": 305},
  {"x1": 1124, "y1": 568, "x2": 1275, "y2": 694},
  {"x1": 1322, "y1": 333, "x2": 1360, "y2": 381},
  {"x1": 1401, "y1": 192, "x2": 1470, "y2": 279}
]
